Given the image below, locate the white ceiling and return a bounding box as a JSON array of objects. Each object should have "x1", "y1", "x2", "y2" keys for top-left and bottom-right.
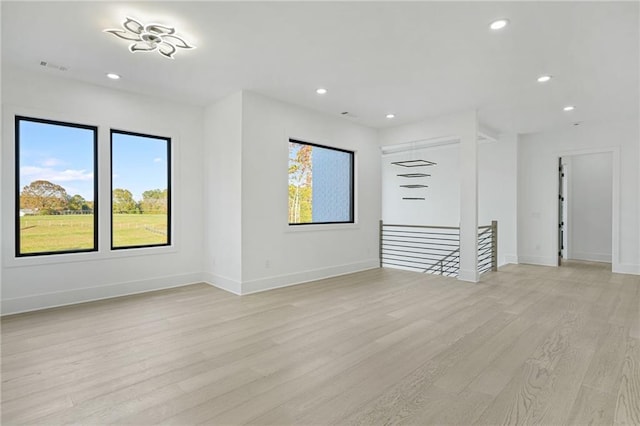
[{"x1": 2, "y1": 1, "x2": 638, "y2": 134}]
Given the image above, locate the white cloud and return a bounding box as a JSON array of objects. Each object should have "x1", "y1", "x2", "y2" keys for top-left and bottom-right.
[
  {"x1": 21, "y1": 166, "x2": 93, "y2": 183},
  {"x1": 153, "y1": 157, "x2": 162, "y2": 163}
]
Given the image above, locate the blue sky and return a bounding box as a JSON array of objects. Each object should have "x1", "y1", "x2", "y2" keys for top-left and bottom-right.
[
  {"x1": 112, "y1": 132, "x2": 168, "y2": 201},
  {"x1": 19, "y1": 120, "x2": 168, "y2": 202}
]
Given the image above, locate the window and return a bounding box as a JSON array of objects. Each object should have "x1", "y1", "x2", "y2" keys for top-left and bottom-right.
[
  {"x1": 111, "y1": 130, "x2": 171, "y2": 249},
  {"x1": 15, "y1": 116, "x2": 98, "y2": 256},
  {"x1": 288, "y1": 139, "x2": 354, "y2": 225}
]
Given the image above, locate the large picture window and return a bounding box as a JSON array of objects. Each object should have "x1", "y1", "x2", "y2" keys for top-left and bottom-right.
[
  {"x1": 288, "y1": 139, "x2": 354, "y2": 225},
  {"x1": 111, "y1": 130, "x2": 171, "y2": 249},
  {"x1": 15, "y1": 116, "x2": 98, "y2": 256}
]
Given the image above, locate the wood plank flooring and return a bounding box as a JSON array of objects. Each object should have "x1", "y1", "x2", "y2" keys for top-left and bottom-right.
[{"x1": 1, "y1": 261, "x2": 639, "y2": 425}]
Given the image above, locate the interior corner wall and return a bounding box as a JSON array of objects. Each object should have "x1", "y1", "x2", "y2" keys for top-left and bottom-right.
[
  {"x1": 518, "y1": 118, "x2": 639, "y2": 274},
  {"x1": 1, "y1": 67, "x2": 205, "y2": 314},
  {"x1": 239, "y1": 91, "x2": 381, "y2": 294},
  {"x1": 202, "y1": 91, "x2": 243, "y2": 294}
]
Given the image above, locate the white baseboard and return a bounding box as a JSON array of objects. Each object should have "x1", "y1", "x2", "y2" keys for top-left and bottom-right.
[
  {"x1": 502, "y1": 254, "x2": 519, "y2": 265},
  {"x1": 202, "y1": 272, "x2": 242, "y2": 295},
  {"x1": 239, "y1": 259, "x2": 380, "y2": 295},
  {"x1": 1, "y1": 272, "x2": 202, "y2": 316},
  {"x1": 457, "y1": 268, "x2": 479, "y2": 283},
  {"x1": 613, "y1": 263, "x2": 640, "y2": 275},
  {"x1": 570, "y1": 252, "x2": 612, "y2": 263},
  {"x1": 518, "y1": 255, "x2": 558, "y2": 267}
]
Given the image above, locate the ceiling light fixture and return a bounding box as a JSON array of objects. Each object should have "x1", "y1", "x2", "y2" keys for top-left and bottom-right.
[
  {"x1": 386, "y1": 114, "x2": 395, "y2": 119},
  {"x1": 104, "y1": 17, "x2": 195, "y2": 59},
  {"x1": 563, "y1": 105, "x2": 575, "y2": 111},
  {"x1": 106, "y1": 73, "x2": 121, "y2": 80},
  {"x1": 537, "y1": 75, "x2": 552, "y2": 83},
  {"x1": 316, "y1": 88, "x2": 327, "y2": 95},
  {"x1": 490, "y1": 19, "x2": 509, "y2": 30}
]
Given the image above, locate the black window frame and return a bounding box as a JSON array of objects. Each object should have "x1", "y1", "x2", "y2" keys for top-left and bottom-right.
[
  {"x1": 288, "y1": 138, "x2": 355, "y2": 226},
  {"x1": 110, "y1": 129, "x2": 172, "y2": 250},
  {"x1": 15, "y1": 115, "x2": 99, "y2": 257}
]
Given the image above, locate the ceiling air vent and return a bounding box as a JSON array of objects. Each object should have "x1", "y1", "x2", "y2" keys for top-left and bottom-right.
[{"x1": 39, "y1": 61, "x2": 69, "y2": 71}]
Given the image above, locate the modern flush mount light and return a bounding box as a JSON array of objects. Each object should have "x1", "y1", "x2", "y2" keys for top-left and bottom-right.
[
  {"x1": 386, "y1": 114, "x2": 395, "y2": 119},
  {"x1": 104, "y1": 17, "x2": 195, "y2": 59},
  {"x1": 563, "y1": 105, "x2": 576, "y2": 111},
  {"x1": 316, "y1": 88, "x2": 328, "y2": 95},
  {"x1": 537, "y1": 75, "x2": 552, "y2": 83},
  {"x1": 106, "y1": 73, "x2": 121, "y2": 80},
  {"x1": 490, "y1": 19, "x2": 509, "y2": 30}
]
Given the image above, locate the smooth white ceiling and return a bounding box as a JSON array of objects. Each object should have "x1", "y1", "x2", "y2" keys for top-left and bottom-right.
[{"x1": 2, "y1": 1, "x2": 638, "y2": 133}]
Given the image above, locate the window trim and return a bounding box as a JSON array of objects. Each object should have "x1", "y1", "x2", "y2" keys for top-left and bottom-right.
[
  {"x1": 110, "y1": 129, "x2": 172, "y2": 250},
  {"x1": 14, "y1": 115, "x2": 99, "y2": 257},
  {"x1": 288, "y1": 138, "x2": 355, "y2": 226}
]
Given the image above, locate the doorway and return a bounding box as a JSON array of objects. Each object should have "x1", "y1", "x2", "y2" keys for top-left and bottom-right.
[{"x1": 558, "y1": 152, "x2": 613, "y2": 268}]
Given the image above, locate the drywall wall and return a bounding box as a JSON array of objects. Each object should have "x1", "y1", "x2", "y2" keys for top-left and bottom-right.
[
  {"x1": 202, "y1": 92, "x2": 243, "y2": 293},
  {"x1": 379, "y1": 110, "x2": 480, "y2": 281},
  {"x1": 381, "y1": 133, "x2": 518, "y2": 266},
  {"x1": 478, "y1": 133, "x2": 518, "y2": 265},
  {"x1": 1, "y1": 67, "x2": 205, "y2": 313},
  {"x1": 239, "y1": 91, "x2": 380, "y2": 293},
  {"x1": 382, "y1": 144, "x2": 460, "y2": 226},
  {"x1": 567, "y1": 152, "x2": 613, "y2": 262},
  {"x1": 518, "y1": 119, "x2": 639, "y2": 274}
]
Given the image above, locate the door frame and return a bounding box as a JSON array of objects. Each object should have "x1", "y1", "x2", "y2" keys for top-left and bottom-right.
[{"x1": 554, "y1": 147, "x2": 619, "y2": 271}]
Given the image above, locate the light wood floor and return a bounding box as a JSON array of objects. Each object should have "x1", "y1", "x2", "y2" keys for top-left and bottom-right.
[{"x1": 1, "y1": 261, "x2": 639, "y2": 425}]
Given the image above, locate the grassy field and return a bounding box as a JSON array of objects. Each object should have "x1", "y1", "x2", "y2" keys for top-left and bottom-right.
[
  {"x1": 19, "y1": 214, "x2": 168, "y2": 254},
  {"x1": 112, "y1": 214, "x2": 168, "y2": 247}
]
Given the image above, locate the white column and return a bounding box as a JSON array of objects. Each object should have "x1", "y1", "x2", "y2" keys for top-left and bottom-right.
[{"x1": 458, "y1": 110, "x2": 479, "y2": 282}]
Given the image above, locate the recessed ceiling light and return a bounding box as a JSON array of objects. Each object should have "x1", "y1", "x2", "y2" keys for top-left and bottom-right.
[
  {"x1": 106, "y1": 73, "x2": 121, "y2": 80},
  {"x1": 563, "y1": 105, "x2": 575, "y2": 111},
  {"x1": 490, "y1": 19, "x2": 509, "y2": 30},
  {"x1": 537, "y1": 75, "x2": 552, "y2": 83},
  {"x1": 386, "y1": 114, "x2": 395, "y2": 119},
  {"x1": 316, "y1": 88, "x2": 327, "y2": 95}
]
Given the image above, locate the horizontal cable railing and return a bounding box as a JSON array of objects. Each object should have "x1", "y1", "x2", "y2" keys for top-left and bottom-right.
[
  {"x1": 380, "y1": 220, "x2": 497, "y2": 277},
  {"x1": 380, "y1": 223, "x2": 460, "y2": 276}
]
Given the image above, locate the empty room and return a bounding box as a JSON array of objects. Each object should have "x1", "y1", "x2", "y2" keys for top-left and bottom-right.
[{"x1": 1, "y1": 1, "x2": 639, "y2": 425}]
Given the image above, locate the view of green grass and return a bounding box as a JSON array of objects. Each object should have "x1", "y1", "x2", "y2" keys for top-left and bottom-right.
[
  {"x1": 19, "y1": 214, "x2": 167, "y2": 254},
  {"x1": 112, "y1": 214, "x2": 168, "y2": 247},
  {"x1": 20, "y1": 215, "x2": 94, "y2": 254}
]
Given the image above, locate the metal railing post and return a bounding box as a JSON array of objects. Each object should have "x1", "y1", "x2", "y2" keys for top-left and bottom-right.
[
  {"x1": 491, "y1": 220, "x2": 498, "y2": 272},
  {"x1": 379, "y1": 220, "x2": 383, "y2": 268}
]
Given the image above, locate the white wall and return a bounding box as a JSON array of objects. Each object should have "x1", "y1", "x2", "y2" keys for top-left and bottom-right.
[
  {"x1": 239, "y1": 91, "x2": 380, "y2": 293},
  {"x1": 567, "y1": 152, "x2": 613, "y2": 262},
  {"x1": 382, "y1": 144, "x2": 460, "y2": 227},
  {"x1": 201, "y1": 91, "x2": 380, "y2": 295},
  {"x1": 202, "y1": 92, "x2": 243, "y2": 294},
  {"x1": 478, "y1": 134, "x2": 518, "y2": 265},
  {"x1": 378, "y1": 110, "x2": 481, "y2": 281},
  {"x1": 1, "y1": 67, "x2": 205, "y2": 314},
  {"x1": 518, "y1": 119, "x2": 639, "y2": 274},
  {"x1": 380, "y1": 133, "x2": 518, "y2": 266}
]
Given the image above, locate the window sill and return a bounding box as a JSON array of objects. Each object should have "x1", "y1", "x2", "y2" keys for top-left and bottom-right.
[
  {"x1": 3, "y1": 244, "x2": 177, "y2": 268},
  {"x1": 285, "y1": 222, "x2": 360, "y2": 233}
]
